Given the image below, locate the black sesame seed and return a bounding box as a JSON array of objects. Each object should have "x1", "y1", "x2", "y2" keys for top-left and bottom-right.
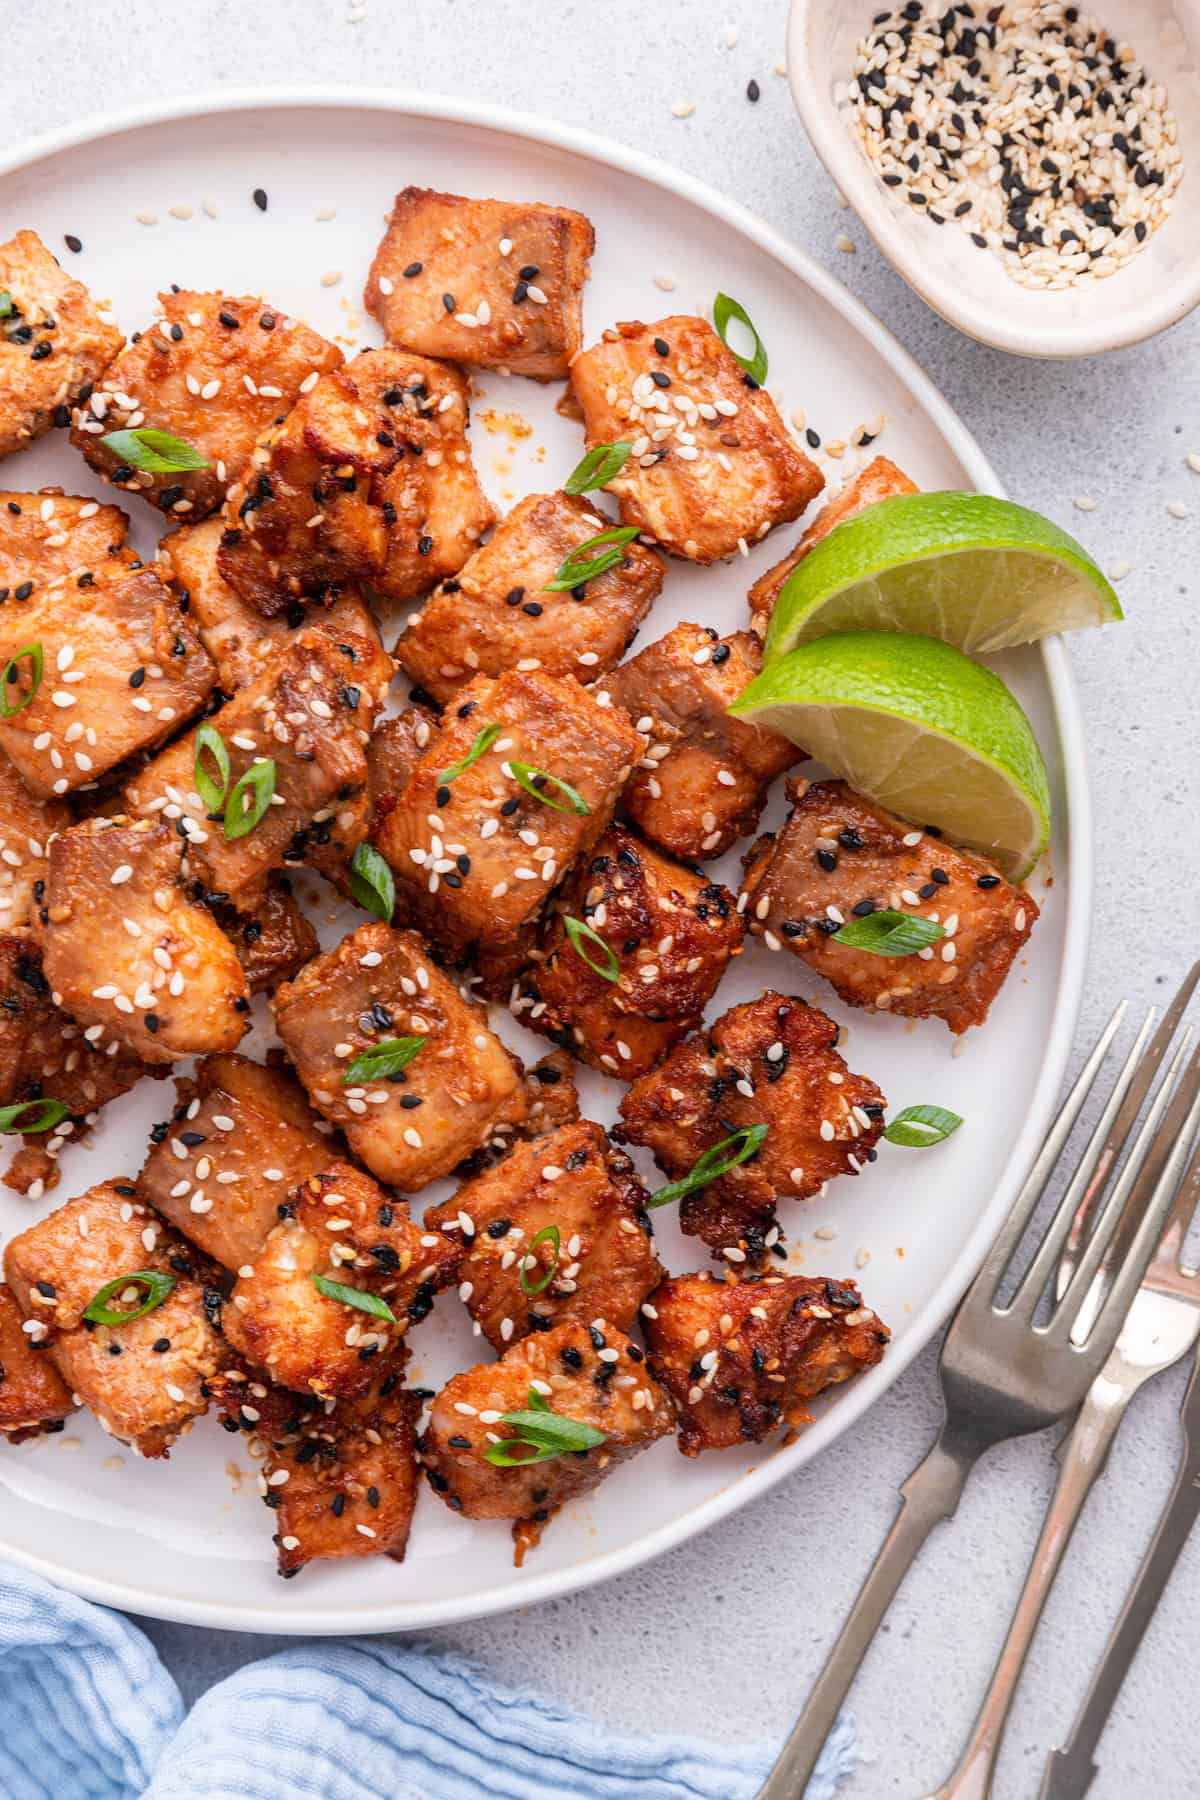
[
  {"x1": 977, "y1": 873, "x2": 1001, "y2": 889},
  {"x1": 930, "y1": 867, "x2": 950, "y2": 885},
  {"x1": 817, "y1": 849, "x2": 838, "y2": 873},
  {"x1": 851, "y1": 898, "x2": 877, "y2": 917},
  {"x1": 253, "y1": 188, "x2": 268, "y2": 211},
  {"x1": 522, "y1": 601, "x2": 543, "y2": 617},
  {"x1": 505, "y1": 586, "x2": 525, "y2": 607},
  {"x1": 650, "y1": 369, "x2": 671, "y2": 388},
  {"x1": 518, "y1": 264, "x2": 540, "y2": 280},
  {"x1": 511, "y1": 280, "x2": 528, "y2": 304},
  {"x1": 64, "y1": 234, "x2": 82, "y2": 254},
  {"x1": 918, "y1": 881, "x2": 938, "y2": 900},
  {"x1": 436, "y1": 784, "x2": 451, "y2": 807},
  {"x1": 442, "y1": 293, "x2": 456, "y2": 313}
]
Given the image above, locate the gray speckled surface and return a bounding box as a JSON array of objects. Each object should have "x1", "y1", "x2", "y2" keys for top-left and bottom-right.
[{"x1": 7, "y1": 4, "x2": 1200, "y2": 1795}]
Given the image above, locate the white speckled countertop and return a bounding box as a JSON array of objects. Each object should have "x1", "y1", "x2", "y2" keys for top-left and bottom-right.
[{"x1": 7, "y1": 4, "x2": 1200, "y2": 1795}]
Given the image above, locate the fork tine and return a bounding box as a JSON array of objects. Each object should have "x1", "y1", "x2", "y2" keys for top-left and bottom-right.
[
  {"x1": 1050, "y1": 1036, "x2": 1200, "y2": 1345},
  {"x1": 1056, "y1": 959, "x2": 1200, "y2": 1290},
  {"x1": 966, "y1": 1002, "x2": 1126, "y2": 1312},
  {"x1": 1005, "y1": 1021, "x2": 1191, "y2": 1324}
]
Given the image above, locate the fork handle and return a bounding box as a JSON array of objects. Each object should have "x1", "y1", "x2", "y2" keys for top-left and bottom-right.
[
  {"x1": 1041, "y1": 1351, "x2": 1200, "y2": 1800},
  {"x1": 927, "y1": 1384, "x2": 1128, "y2": 1800},
  {"x1": 756, "y1": 1425, "x2": 979, "y2": 1800}
]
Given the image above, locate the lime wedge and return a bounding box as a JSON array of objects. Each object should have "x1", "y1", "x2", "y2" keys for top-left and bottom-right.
[
  {"x1": 764, "y1": 491, "x2": 1121, "y2": 661},
  {"x1": 730, "y1": 632, "x2": 1050, "y2": 879}
]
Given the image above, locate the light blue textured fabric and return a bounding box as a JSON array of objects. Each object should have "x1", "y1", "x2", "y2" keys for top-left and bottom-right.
[{"x1": 0, "y1": 1563, "x2": 861, "y2": 1800}]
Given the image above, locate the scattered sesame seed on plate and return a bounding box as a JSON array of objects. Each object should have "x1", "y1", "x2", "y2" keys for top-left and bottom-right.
[
  {"x1": 671, "y1": 100, "x2": 696, "y2": 119},
  {"x1": 1073, "y1": 495, "x2": 1098, "y2": 512},
  {"x1": 1166, "y1": 500, "x2": 1189, "y2": 519}
]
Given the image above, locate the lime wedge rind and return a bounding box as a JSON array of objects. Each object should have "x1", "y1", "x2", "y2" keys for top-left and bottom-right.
[
  {"x1": 731, "y1": 631, "x2": 1051, "y2": 881},
  {"x1": 764, "y1": 492, "x2": 1122, "y2": 662}
]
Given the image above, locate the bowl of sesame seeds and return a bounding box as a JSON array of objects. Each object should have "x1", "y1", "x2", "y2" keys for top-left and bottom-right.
[{"x1": 787, "y1": 0, "x2": 1197, "y2": 356}]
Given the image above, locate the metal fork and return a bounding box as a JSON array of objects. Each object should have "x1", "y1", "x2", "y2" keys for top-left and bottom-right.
[
  {"x1": 915, "y1": 970, "x2": 1200, "y2": 1799},
  {"x1": 1041, "y1": 1145, "x2": 1200, "y2": 1800},
  {"x1": 755, "y1": 976, "x2": 1200, "y2": 1800}
]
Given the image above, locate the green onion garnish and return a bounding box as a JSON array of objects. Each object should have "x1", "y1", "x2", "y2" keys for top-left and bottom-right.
[
  {"x1": 562, "y1": 914, "x2": 619, "y2": 983},
  {"x1": 223, "y1": 759, "x2": 276, "y2": 841},
  {"x1": 507, "y1": 759, "x2": 588, "y2": 816},
  {"x1": 544, "y1": 525, "x2": 640, "y2": 592},
  {"x1": 0, "y1": 292, "x2": 13, "y2": 320},
  {"x1": 563, "y1": 441, "x2": 633, "y2": 496},
  {"x1": 713, "y1": 292, "x2": 769, "y2": 385},
  {"x1": 83, "y1": 1270, "x2": 176, "y2": 1327},
  {"x1": 342, "y1": 1036, "x2": 425, "y2": 1086},
  {"x1": 648, "y1": 1123, "x2": 769, "y2": 1209},
  {"x1": 518, "y1": 1225, "x2": 561, "y2": 1297},
  {"x1": 0, "y1": 1097, "x2": 69, "y2": 1134},
  {"x1": 194, "y1": 722, "x2": 231, "y2": 813},
  {"x1": 884, "y1": 1105, "x2": 964, "y2": 1148},
  {"x1": 0, "y1": 643, "x2": 43, "y2": 718},
  {"x1": 310, "y1": 1274, "x2": 397, "y2": 1322},
  {"x1": 483, "y1": 1384, "x2": 606, "y2": 1467},
  {"x1": 438, "y1": 722, "x2": 501, "y2": 786},
  {"x1": 100, "y1": 427, "x2": 210, "y2": 473},
  {"x1": 348, "y1": 842, "x2": 395, "y2": 923},
  {"x1": 831, "y1": 911, "x2": 945, "y2": 956}
]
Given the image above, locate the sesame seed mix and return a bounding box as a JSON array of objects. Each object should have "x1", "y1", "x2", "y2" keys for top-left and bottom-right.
[{"x1": 848, "y1": 3, "x2": 1181, "y2": 288}]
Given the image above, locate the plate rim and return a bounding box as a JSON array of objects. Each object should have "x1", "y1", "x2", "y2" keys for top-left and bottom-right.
[{"x1": 0, "y1": 84, "x2": 1092, "y2": 1635}]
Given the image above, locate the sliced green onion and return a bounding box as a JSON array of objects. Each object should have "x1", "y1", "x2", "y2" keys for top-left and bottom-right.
[
  {"x1": 544, "y1": 525, "x2": 640, "y2": 593},
  {"x1": 194, "y1": 722, "x2": 231, "y2": 813},
  {"x1": 884, "y1": 1104, "x2": 964, "y2": 1148},
  {"x1": 507, "y1": 759, "x2": 589, "y2": 816},
  {"x1": 100, "y1": 427, "x2": 210, "y2": 473},
  {"x1": 518, "y1": 1225, "x2": 561, "y2": 1298},
  {"x1": 0, "y1": 292, "x2": 13, "y2": 320},
  {"x1": 562, "y1": 914, "x2": 619, "y2": 983},
  {"x1": 0, "y1": 1097, "x2": 69, "y2": 1134},
  {"x1": 483, "y1": 1384, "x2": 606, "y2": 1466},
  {"x1": 713, "y1": 291, "x2": 769, "y2": 385},
  {"x1": 342, "y1": 1036, "x2": 425, "y2": 1086},
  {"x1": 310, "y1": 1274, "x2": 397, "y2": 1322},
  {"x1": 348, "y1": 842, "x2": 395, "y2": 922},
  {"x1": 0, "y1": 643, "x2": 43, "y2": 718},
  {"x1": 223, "y1": 759, "x2": 276, "y2": 841},
  {"x1": 439, "y1": 722, "x2": 501, "y2": 786},
  {"x1": 648, "y1": 1122, "x2": 769, "y2": 1209},
  {"x1": 83, "y1": 1270, "x2": 176, "y2": 1327},
  {"x1": 832, "y1": 910, "x2": 945, "y2": 956},
  {"x1": 563, "y1": 441, "x2": 633, "y2": 496}
]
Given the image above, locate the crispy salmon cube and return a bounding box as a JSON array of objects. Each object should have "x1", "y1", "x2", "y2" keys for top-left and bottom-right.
[
  {"x1": 217, "y1": 367, "x2": 401, "y2": 617},
  {"x1": 223, "y1": 1163, "x2": 458, "y2": 1399},
  {"x1": 426, "y1": 1119, "x2": 662, "y2": 1350},
  {"x1": 346, "y1": 346, "x2": 495, "y2": 600},
  {"x1": 365, "y1": 188, "x2": 594, "y2": 381},
  {"x1": 0, "y1": 230, "x2": 123, "y2": 460},
  {"x1": 212, "y1": 1367, "x2": 421, "y2": 1574},
  {"x1": 138, "y1": 1052, "x2": 332, "y2": 1271},
  {"x1": 619, "y1": 991, "x2": 887, "y2": 1263},
  {"x1": 0, "y1": 750, "x2": 70, "y2": 930},
  {"x1": 122, "y1": 628, "x2": 388, "y2": 906},
  {"x1": 370, "y1": 670, "x2": 645, "y2": 989},
  {"x1": 605, "y1": 623, "x2": 799, "y2": 860},
  {"x1": 741, "y1": 778, "x2": 1038, "y2": 1034},
  {"x1": 643, "y1": 1271, "x2": 889, "y2": 1455},
  {"x1": 0, "y1": 557, "x2": 216, "y2": 800},
  {"x1": 569, "y1": 315, "x2": 823, "y2": 561},
  {"x1": 274, "y1": 922, "x2": 526, "y2": 1188},
  {"x1": 0, "y1": 930, "x2": 153, "y2": 1197},
  {"x1": 0, "y1": 1283, "x2": 75, "y2": 1440},
  {"x1": 421, "y1": 1318, "x2": 673, "y2": 1559},
  {"x1": 218, "y1": 876, "x2": 317, "y2": 994},
  {"x1": 70, "y1": 289, "x2": 342, "y2": 519},
  {"x1": 4, "y1": 1180, "x2": 224, "y2": 1457},
  {"x1": 393, "y1": 490, "x2": 662, "y2": 704},
  {"x1": 517, "y1": 825, "x2": 744, "y2": 1079},
  {"x1": 747, "y1": 456, "x2": 918, "y2": 637},
  {"x1": 0, "y1": 488, "x2": 128, "y2": 594},
  {"x1": 39, "y1": 816, "x2": 250, "y2": 1065},
  {"x1": 158, "y1": 517, "x2": 381, "y2": 693}
]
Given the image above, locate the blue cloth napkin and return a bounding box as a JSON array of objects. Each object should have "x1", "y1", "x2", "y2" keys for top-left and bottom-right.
[{"x1": 0, "y1": 1562, "x2": 861, "y2": 1800}]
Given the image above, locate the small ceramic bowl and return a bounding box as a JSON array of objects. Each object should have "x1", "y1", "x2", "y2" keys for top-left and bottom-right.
[{"x1": 786, "y1": 0, "x2": 1200, "y2": 357}]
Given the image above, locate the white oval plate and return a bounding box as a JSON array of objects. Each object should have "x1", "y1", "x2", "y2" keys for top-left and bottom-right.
[{"x1": 0, "y1": 90, "x2": 1089, "y2": 1634}]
